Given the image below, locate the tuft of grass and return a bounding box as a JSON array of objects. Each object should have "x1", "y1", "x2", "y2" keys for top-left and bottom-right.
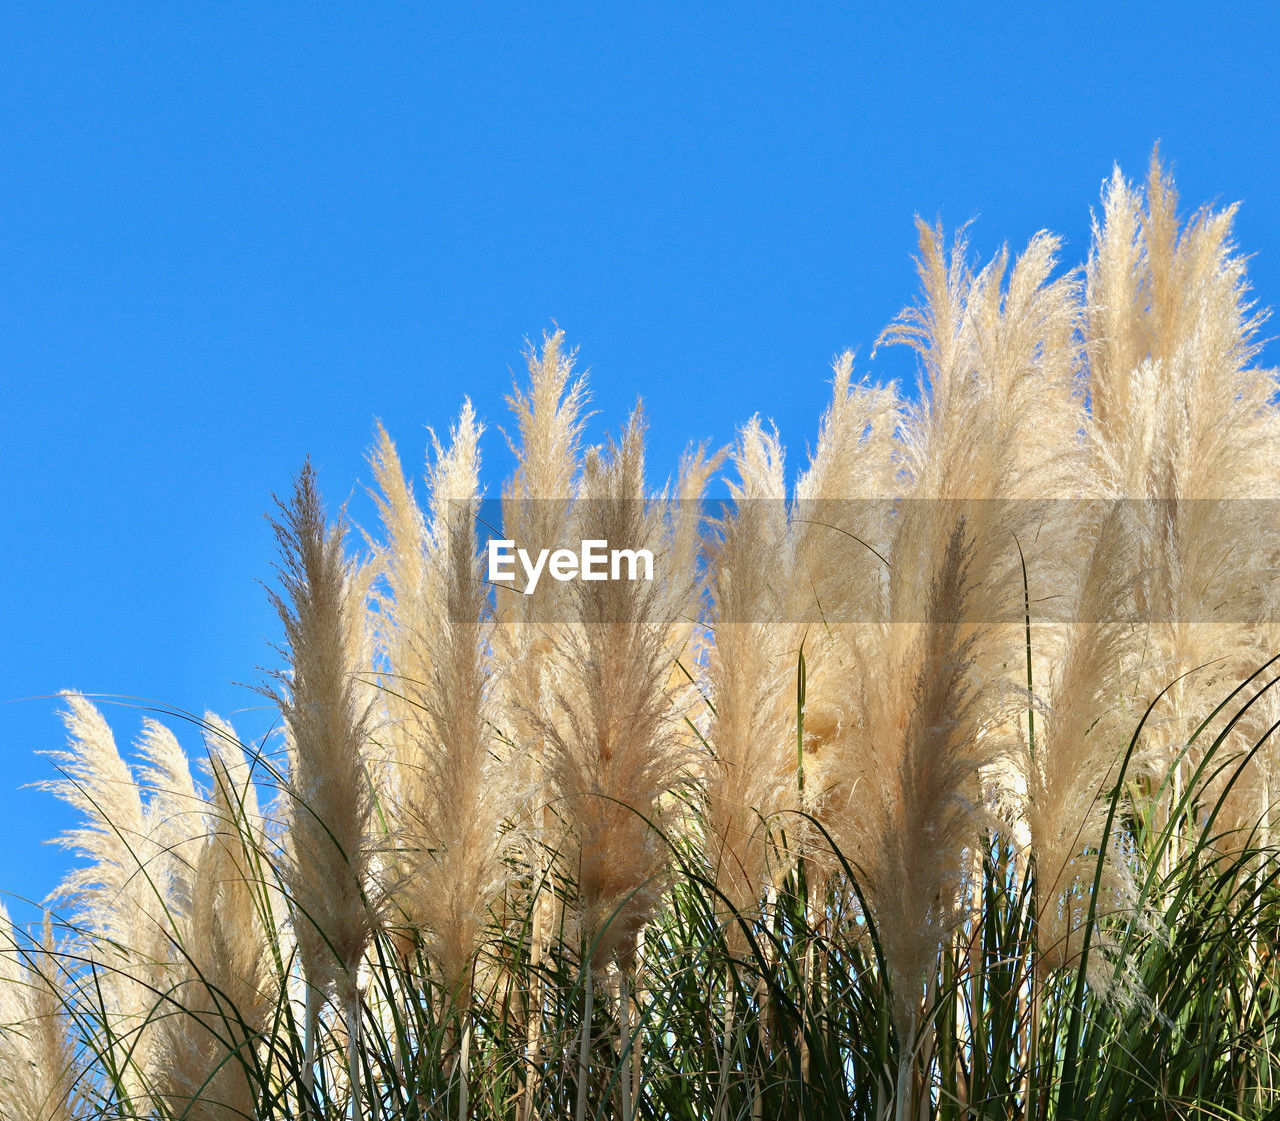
[{"x1": 5, "y1": 150, "x2": 1280, "y2": 1120}]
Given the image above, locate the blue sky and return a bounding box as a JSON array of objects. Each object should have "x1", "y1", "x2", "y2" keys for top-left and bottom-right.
[{"x1": 2, "y1": 3, "x2": 1279, "y2": 922}]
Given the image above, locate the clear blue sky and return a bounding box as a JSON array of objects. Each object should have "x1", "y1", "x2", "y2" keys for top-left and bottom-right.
[{"x1": 3, "y1": 3, "x2": 1279, "y2": 923}]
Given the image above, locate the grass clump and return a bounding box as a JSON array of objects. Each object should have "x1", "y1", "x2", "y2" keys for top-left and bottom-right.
[{"x1": 4, "y1": 150, "x2": 1280, "y2": 1120}]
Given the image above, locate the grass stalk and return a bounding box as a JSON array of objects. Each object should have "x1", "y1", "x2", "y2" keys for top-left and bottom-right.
[
  {"x1": 460, "y1": 964, "x2": 480, "y2": 1121},
  {"x1": 575, "y1": 965, "x2": 594, "y2": 1121},
  {"x1": 893, "y1": 1011, "x2": 917, "y2": 1121},
  {"x1": 346, "y1": 988, "x2": 363, "y2": 1121},
  {"x1": 713, "y1": 982, "x2": 735, "y2": 1121},
  {"x1": 303, "y1": 980, "x2": 321, "y2": 1117}
]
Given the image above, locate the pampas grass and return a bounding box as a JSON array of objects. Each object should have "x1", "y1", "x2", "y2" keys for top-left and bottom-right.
[
  {"x1": 6, "y1": 151, "x2": 1280, "y2": 1120},
  {"x1": 703, "y1": 417, "x2": 796, "y2": 946},
  {"x1": 266, "y1": 463, "x2": 380, "y2": 1119},
  {"x1": 0, "y1": 911, "x2": 80, "y2": 1121}
]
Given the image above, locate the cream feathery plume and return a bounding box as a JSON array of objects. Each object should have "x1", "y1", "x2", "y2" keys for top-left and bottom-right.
[
  {"x1": 135, "y1": 718, "x2": 206, "y2": 923},
  {"x1": 494, "y1": 330, "x2": 589, "y2": 793},
  {"x1": 1021, "y1": 503, "x2": 1156, "y2": 1001},
  {"x1": 527, "y1": 409, "x2": 700, "y2": 1121},
  {"x1": 152, "y1": 749, "x2": 273, "y2": 1121},
  {"x1": 480, "y1": 332, "x2": 590, "y2": 1121},
  {"x1": 269, "y1": 462, "x2": 379, "y2": 1001},
  {"x1": 791, "y1": 354, "x2": 904, "y2": 820},
  {"x1": 41, "y1": 694, "x2": 200, "y2": 1106},
  {"x1": 366, "y1": 420, "x2": 431, "y2": 870},
  {"x1": 1084, "y1": 151, "x2": 1280, "y2": 845},
  {"x1": 266, "y1": 462, "x2": 380, "y2": 1117},
  {"x1": 538, "y1": 410, "x2": 696, "y2": 969},
  {"x1": 821, "y1": 219, "x2": 1082, "y2": 1061},
  {"x1": 373, "y1": 403, "x2": 522, "y2": 1006},
  {"x1": 658, "y1": 441, "x2": 720, "y2": 684},
  {"x1": 702, "y1": 417, "x2": 797, "y2": 945},
  {"x1": 502, "y1": 330, "x2": 590, "y2": 540},
  {"x1": 0, "y1": 910, "x2": 80, "y2": 1121}
]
